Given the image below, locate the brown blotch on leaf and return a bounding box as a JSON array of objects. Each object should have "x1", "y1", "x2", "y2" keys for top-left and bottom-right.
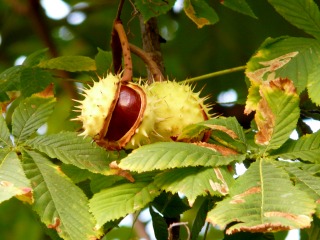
[
  {"x1": 227, "y1": 222, "x2": 291, "y2": 235},
  {"x1": 264, "y1": 211, "x2": 311, "y2": 226},
  {"x1": 193, "y1": 142, "x2": 238, "y2": 156},
  {"x1": 230, "y1": 186, "x2": 261, "y2": 204}
]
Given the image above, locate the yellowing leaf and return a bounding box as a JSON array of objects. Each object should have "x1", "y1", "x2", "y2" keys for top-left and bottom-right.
[
  {"x1": 184, "y1": 0, "x2": 219, "y2": 28},
  {"x1": 254, "y1": 78, "x2": 300, "y2": 149}
]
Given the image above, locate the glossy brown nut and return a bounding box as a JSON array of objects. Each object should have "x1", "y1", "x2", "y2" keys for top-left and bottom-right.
[{"x1": 106, "y1": 85, "x2": 142, "y2": 141}]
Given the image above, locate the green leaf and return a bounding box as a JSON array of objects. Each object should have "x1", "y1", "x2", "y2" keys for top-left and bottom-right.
[
  {"x1": 184, "y1": 0, "x2": 219, "y2": 28},
  {"x1": 270, "y1": 131, "x2": 320, "y2": 163},
  {"x1": 245, "y1": 37, "x2": 320, "y2": 95},
  {"x1": 0, "y1": 65, "x2": 23, "y2": 101},
  {"x1": 95, "y1": 48, "x2": 112, "y2": 77},
  {"x1": 135, "y1": 0, "x2": 176, "y2": 22},
  {"x1": 119, "y1": 142, "x2": 244, "y2": 173},
  {"x1": 12, "y1": 95, "x2": 56, "y2": 144},
  {"x1": 22, "y1": 150, "x2": 101, "y2": 240},
  {"x1": 22, "y1": 49, "x2": 48, "y2": 67},
  {"x1": 38, "y1": 56, "x2": 96, "y2": 72},
  {"x1": 254, "y1": 79, "x2": 300, "y2": 150},
  {"x1": 191, "y1": 197, "x2": 212, "y2": 240},
  {"x1": 154, "y1": 167, "x2": 234, "y2": 206},
  {"x1": 207, "y1": 159, "x2": 315, "y2": 234},
  {"x1": 20, "y1": 67, "x2": 54, "y2": 97},
  {"x1": 221, "y1": 0, "x2": 257, "y2": 19},
  {"x1": 0, "y1": 151, "x2": 32, "y2": 204},
  {"x1": 89, "y1": 175, "x2": 161, "y2": 228},
  {"x1": 149, "y1": 205, "x2": 168, "y2": 240},
  {"x1": 25, "y1": 132, "x2": 112, "y2": 174},
  {"x1": 307, "y1": 65, "x2": 320, "y2": 105},
  {"x1": 268, "y1": 0, "x2": 320, "y2": 40},
  {"x1": 281, "y1": 164, "x2": 320, "y2": 218},
  {"x1": 0, "y1": 113, "x2": 13, "y2": 147}
]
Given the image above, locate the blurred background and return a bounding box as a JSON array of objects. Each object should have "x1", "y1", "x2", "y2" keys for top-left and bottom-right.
[{"x1": 0, "y1": 0, "x2": 311, "y2": 239}]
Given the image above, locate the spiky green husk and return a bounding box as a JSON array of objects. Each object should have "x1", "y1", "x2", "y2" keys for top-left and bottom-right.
[
  {"x1": 146, "y1": 81, "x2": 211, "y2": 142},
  {"x1": 75, "y1": 74, "x2": 120, "y2": 137}
]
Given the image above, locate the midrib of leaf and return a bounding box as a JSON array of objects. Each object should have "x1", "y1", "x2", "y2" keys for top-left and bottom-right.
[{"x1": 259, "y1": 159, "x2": 265, "y2": 223}]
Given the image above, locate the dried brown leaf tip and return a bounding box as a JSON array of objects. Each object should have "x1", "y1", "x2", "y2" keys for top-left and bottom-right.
[
  {"x1": 204, "y1": 124, "x2": 238, "y2": 139},
  {"x1": 194, "y1": 142, "x2": 238, "y2": 155},
  {"x1": 109, "y1": 161, "x2": 135, "y2": 182}
]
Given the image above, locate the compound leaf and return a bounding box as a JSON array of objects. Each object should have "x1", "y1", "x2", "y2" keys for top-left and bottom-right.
[
  {"x1": 119, "y1": 142, "x2": 244, "y2": 172},
  {"x1": 22, "y1": 150, "x2": 101, "y2": 240},
  {"x1": 26, "y1": 132, "x2": 112, "y2": 174},
  {"x1": 38, "y1": 56, "x2": 96, "y2": 72},
  {"x1": 268, "y1": 0, "x2": 320, "y2": 40},
  {"x1": 207, "y1": 159, "x2": 315, "y2": 234},
  {"x1": 89, "y1": 175, "x2": 161, "y2": 228},
  {"x1": 12, "y1": 95, "x2": 56, "y2": 144},
  {"x1": 0, "y1": 151, "x2": 32, "y2": 204},
  {"x1": 154, "y1": 167, "x2": 234, "y2": 206},
  {"x1": 270, "y1": 131, "x2": 320, "y2": 163},
  {"x1": 95, "y1": 48, "x2": 112, "y2": 77}
]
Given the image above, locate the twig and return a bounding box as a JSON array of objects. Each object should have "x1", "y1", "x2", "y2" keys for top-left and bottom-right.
[
  {"x1": 129, "y1": 43, "x2": 164, "y2": 82},
  {"x1": 113, "y1": 21, "x2": 133, "y2": 82},
  {"x1": 168, "y1": 222, "x2": 190, "y2": 240},
  {"x1": 181, "y1": 66, "x2": 246, "y2": 84}
]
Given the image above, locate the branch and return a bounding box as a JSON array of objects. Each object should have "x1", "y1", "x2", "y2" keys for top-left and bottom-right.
[
  {"x1": 129, "y1": 43, "x2": 164, "y2": 82},
  {"x1": 139, "y1": 16, "x2": 165, "y2": 83}
]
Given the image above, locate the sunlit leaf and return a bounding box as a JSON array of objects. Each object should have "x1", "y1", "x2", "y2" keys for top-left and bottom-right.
[
  {"x1": 154, "y1": 167, "x2": 234, "y2": 206},
  {"x1": 38, "y1": 56, "x2": 96, "y2": 72},
  {"x1": 119, "y1": 142, "x2": 244, "y2": 172},
  {"x1": 254, "y1": 78, "x2": 300, "y2": 150},
  {"x1": 89, "y1": 175, "x2": 161, "y2": 228},
  {"x1": 0, "y1": 151, "x2": 32, "y2": 204},
  {"x1": 207, "y1": 159, "x2": 315, "y2": 234},
  {"x1": 268, "y1": 0, "x2": 320, "y2": 40},
  {"x1": 25, "y1": 132, "x2": 112, "y2": 174},
  {"x1": 12, "y1": 95, "x2": 56, "y2": 144},
  {"x1": 184, "y1": 0, "x2": 219, "y2": 28},
  {"x1": 134, "y1": 0, "x2": 176, "y2": 22},
  {"x1": 307, "y1": 65, "x2": 320, "y2": 106},
  {"x1": 281, "y1": 164, "x2": 320, "y2": 217},
  {"x1": 22, "y1": 150, "x2": 102, "y2": 240},
  {"x1": 245, "y1": 37, "x2": 320, "y2": 108},
  {"x1": 221, "y1": 0, "x2": 257, "y2": 19},
  {"x1": 0, "y1": 114, "x2": 12, "y2": 147},
  {"x1": 270, "y1": 131, "x2": 320, "y2": 163}
]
